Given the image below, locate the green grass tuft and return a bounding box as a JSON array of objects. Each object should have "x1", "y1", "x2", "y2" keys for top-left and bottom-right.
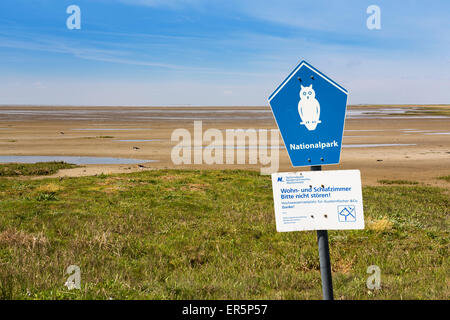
[
  {"x1": 0, "y1": 162, "x2": 77, "y2": 177},
  {"x1": 378, "y1": 179, "x2": 419, "y2": 185}
]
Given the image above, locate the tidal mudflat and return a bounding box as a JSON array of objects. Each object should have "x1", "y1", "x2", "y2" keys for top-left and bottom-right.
[{"x1": 0, "y1": 105, "x2": 448, "y2": 186}]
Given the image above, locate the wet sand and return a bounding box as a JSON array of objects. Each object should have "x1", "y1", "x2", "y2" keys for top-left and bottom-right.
[{"x1": 0, "y1": 105, "x2": 449, "y2": 188}]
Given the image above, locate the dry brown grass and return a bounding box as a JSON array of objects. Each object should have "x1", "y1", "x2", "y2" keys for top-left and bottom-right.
[
  {"x1": 333, "y1": 257, "x2": 356, "y2": 274},
  {"x1": 366, "y1": 217, "x2": 394, "y2": 232},
  {"x1": 159, "y1": 175, "x2": 184, "y2": 181},
  {"x1": 0, "y1": 229, "x2": 49, "y2": 250},
  {"x1": 35, "y1": 183, "x2": 64, "y2": 193},
  {"x1": 185, "y1": 183, "x2": 209, "y2": 192}
]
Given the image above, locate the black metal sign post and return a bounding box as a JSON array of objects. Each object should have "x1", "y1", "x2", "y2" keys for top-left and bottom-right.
[{"x1": 311, "y1": 165, "x2": 334, "y2": 300}]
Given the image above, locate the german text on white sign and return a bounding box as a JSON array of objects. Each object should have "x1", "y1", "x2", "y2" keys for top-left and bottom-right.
[{"x1": 271, "y1": 170, "x2": 364, "y2": 232}]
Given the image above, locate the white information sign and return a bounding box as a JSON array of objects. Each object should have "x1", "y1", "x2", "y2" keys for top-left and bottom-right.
[{"x1": 271, "y1": 170, "x2": 364, "y2": 232}]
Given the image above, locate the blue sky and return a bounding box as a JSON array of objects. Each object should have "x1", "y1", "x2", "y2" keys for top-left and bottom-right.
[{"x1": 0, "y1": 0, "x2": 449, "y2": 106}]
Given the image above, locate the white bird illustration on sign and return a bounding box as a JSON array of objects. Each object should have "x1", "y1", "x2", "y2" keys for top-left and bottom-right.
[{"x1": 298, "y1": 84, "x2": 321, "y2": 131}]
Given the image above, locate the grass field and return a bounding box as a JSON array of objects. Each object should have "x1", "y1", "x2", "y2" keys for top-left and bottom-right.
[
  {"x1": 0, "y1": 164, "x2": 448, "y2": 300},
  {"x1": 0, "y1": 162, "x2": 77, "y2": 177},
  {"x1": 438, "y1": 176, "x2": 450, "y2": 183}
]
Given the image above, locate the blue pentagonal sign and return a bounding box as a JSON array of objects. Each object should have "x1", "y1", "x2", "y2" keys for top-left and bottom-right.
[{"x1": 268, "y1": 60, "x2": 348, "y2": 167}]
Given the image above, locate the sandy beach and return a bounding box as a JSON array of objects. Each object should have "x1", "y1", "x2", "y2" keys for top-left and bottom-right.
[{"x1": 0, "y1": 105, "x2": 449, "y2": 187}]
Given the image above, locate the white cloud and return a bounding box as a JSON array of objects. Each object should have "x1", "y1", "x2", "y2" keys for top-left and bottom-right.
[{"x1": 32, "y1": 81, "x2": 46, "y2": 89}]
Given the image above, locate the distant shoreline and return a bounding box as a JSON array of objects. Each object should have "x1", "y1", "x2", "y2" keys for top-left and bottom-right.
[{"x1": 0, "y1": 104, "x2": 449, "y2": 109}]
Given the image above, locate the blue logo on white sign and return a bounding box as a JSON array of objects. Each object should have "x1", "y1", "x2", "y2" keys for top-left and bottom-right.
[
  {"x1": 338, "y1": 205, "x2": 356, "y2": 222},
  {"x1": 268, "y1": 60, "x2": 348, "y2": 167}
]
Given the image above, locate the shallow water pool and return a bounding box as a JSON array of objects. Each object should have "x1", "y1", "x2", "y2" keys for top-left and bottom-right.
[{"x1": 0, "y1": 156, "x2": 157, "y2": 165}]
